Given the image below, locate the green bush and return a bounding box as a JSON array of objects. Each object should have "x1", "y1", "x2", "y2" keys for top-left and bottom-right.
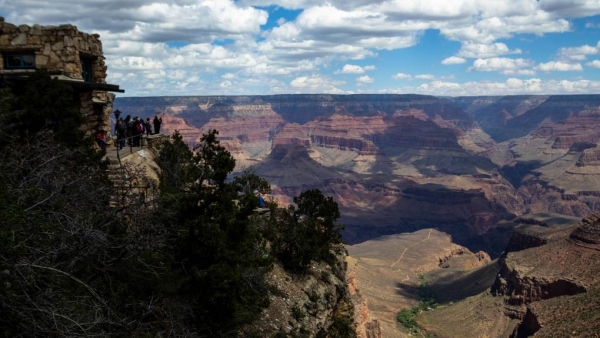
[{"x1": 397, "y1": 309, "x2": 418, "y2": 328}]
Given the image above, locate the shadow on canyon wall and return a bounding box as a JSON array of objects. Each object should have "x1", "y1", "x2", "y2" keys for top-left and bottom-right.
[{"x1": 343, "y1": 183, "x2": 516, "y2": 259}]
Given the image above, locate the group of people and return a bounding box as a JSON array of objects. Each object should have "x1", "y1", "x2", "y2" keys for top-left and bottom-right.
[{"x1": 110, "y1": 114, "x2": 163, "y2": 150}]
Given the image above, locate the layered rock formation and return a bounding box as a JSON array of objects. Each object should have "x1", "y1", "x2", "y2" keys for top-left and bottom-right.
[
  {"x1": 458, "y1": 95, "x2": 600, "y2": 221},
  {"x1": 570, "y1": 213, "x2": 600, "y2": 250},
  {"x1": 112, "y1": 93, "x2": 600, "y2": 337},
  {"x1": 115, "y1": 94, "x2": 600, "y2": 255},
  {"x1": 421, "y1": 213, "x2": 600, "y2": 337}
]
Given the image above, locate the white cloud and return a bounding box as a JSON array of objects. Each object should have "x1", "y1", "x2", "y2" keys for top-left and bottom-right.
[
  {"x1": 540, "y1": 0, "x2": 600, "y2": 17},
  {"x1": 290, "y1": 75, "x2": 346, "y2": 93},
  {"x1": 392, "y1": 72, "x2": 412, "y2": 80},
  {"x1": 222, "y1": 73, "x2": 237, "y2": 79},
  {"x1": 469, "y1": 57, "x2": 535, "y2": 75},
  {"x1": 220, "y1": 80, "x2": 233, "y2": 88},
  {"x1": 357, "y1": 75, "x2": 374, "y2": 84},
  {"x1": 557, "y1": 42, "x2": 600, "y2": 61},
  {"x1": 457, "y1": 42, "x2": 521, "y2": 59},
  {"x1": 383, "y1": 77, "x2": 600, "y2": 96},
  {"x1": 441, "y1": 56, "x2": 467, "y2": 65},
  {"x1": 537, "y1": 61, "x2": 583, "y2": 72},
  {"x1": 336, "y1": 64, "x2": 376, "y2": 74},
  {"x1": 3, "y1": 0, "x2": 600, "y2": 96},
  {"x1": 587, "y1": 60, "x2": 600, "y2": 68},
  {"x1": 338, "y1": 64, "x2": 366, "y2": 74},
  {"x1": 439, "y1": 12, "x2": 571, "y2": 44}
]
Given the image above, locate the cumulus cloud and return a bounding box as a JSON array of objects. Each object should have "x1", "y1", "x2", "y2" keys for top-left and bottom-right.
[
  {"x1": 441, "y1": 56, "x2": 467, "y2": 65},
  {"x1": 290, "y1": 75, "x2": 346, "y2": 93},
  {"x1": 336, "y1": 64, "x2": 376, "y2": 74},
  {"x1": 220, "y1": 80, "x2": 233, "y2": 88},
  {"x1": 587, "y1": 60, "x2": 600, "y2": 68},
  {"x1": 338, "y1": 64, "x2": 364, "y2": 74},
  {"x1": 457, "y1": 42, "x2": 521, "y2": 59},
  {"x1": 537, "y1": 61, "x2": 583, "y2": 72},
  {"x1": 557, "y1": 42, "x2": 600, "y2": 61},
  {"x1": 5, "y1": 1, "x2": 268, "y2": 43},
  {"x1": 469, "y1": 57, "x2": 535, "y2": 75},
  {"x1": 539, "y1": 0, "x2": 600, "y2": 17},
  {"x1": 384, "y1": 78, "x2": 600, "y2": 96},
  {"x1": 392, "y1": 73, "x2": 413, "y2": 80},
  {"x1": 356, "y1": 75, "x2": 374, "y2": 84},
  {"x1": 3, "y1": 0, "x2": 600, "y2": 95}
]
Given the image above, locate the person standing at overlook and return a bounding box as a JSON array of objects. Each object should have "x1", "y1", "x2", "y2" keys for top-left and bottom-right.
[
  {"x1": 116, "y1": 117, "x2": 126, "y2": 150},
  {"x1": 145, "y1": 117, "x2": 153, "y2": 136},
  {"x1": 153, "y1": 115, "x2": 162, "y2": 134},
  {"x1": 124, "y1": 115, "x2": 132, "y2": 146}
]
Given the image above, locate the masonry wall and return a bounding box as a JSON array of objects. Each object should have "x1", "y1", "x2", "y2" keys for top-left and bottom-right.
[
  {"x1": 0, "y1": 17, "x2": 107, "y2": 82},
  {"x1": 0, "y1": 17, "x2": 116, "y2": 136}
]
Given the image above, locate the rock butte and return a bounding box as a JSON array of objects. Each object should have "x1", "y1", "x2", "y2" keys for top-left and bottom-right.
[{"x1": 414, "y1": 213, "x2": 600, "y2": 337}]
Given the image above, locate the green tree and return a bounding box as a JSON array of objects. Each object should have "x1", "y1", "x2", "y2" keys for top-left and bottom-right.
[
  {"x1": 155, "y1": 129, "x2": 272, "y2": 336},
  {"x1": 274, "y1": 189, "x2": 344, "y2": 273}
]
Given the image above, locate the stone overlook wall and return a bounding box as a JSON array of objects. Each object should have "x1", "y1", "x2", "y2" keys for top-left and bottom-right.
[
  {"x1": 0, "y1": 17, "x2": 107, "y2": 82},
  {"x1": 0, "y1": 17, "x2": 115, "y2": 134}
]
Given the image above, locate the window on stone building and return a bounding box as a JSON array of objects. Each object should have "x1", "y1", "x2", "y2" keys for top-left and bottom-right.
[
  {"x1": 4, "y1": 53, "x2": 35, "y2": 69},
  {"x1": 81, "y1": 57, "x2": 93, "y2": 82}
]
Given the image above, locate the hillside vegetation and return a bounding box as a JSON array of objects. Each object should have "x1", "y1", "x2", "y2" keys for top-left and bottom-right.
[{"x1": 0, "y1": 70, "x2": 352, "y2": 337}]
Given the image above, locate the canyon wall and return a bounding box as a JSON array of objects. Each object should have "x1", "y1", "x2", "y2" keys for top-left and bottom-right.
[{"x1": 115, "y1": 94, "x2": 600, "y2": 254}]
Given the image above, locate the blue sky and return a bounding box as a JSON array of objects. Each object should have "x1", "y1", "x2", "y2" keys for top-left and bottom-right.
[{"x1": 2, "y1": 0, "x2": 600, "y2": 96}]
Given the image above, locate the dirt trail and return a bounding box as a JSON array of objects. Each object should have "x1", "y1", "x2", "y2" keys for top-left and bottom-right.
[{"x1": 390, "y1": 229, "x2": 433, "y2": 272}]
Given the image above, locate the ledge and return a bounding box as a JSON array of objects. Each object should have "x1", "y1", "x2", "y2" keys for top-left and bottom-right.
[{"x1": 0, "y1": 71, "x2": 124, "y2": 93}]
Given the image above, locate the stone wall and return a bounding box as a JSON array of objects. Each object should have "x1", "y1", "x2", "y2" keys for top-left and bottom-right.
[
  {"x1": 0, "y1": 17, "x2": 117, "y2": 136},
  {"x1": 0, "y1": 17, "x2": 107, "y2": 83}
]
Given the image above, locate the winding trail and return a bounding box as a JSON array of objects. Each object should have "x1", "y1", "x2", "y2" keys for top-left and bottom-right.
[{"x1": 390, "y1": 229, "x2": 433, "y2": 272}]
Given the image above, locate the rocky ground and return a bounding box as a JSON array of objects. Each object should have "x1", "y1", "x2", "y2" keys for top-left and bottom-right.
[{"x1": 246, "y1": 250, "x2": 354, "y2": 337}]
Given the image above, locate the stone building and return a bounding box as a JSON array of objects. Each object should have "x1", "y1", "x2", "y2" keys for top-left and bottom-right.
[{"x1": 0, "y1": 17, "x2": 123, "y2": 134}]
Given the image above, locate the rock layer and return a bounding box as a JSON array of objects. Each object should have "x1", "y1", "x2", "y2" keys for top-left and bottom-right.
[
  {"x1": 115, "y1": 94, "x2": 600, "y2": 254},
  {"x1": 422, "y1": 214, "x2": 600, "y2": 338},
  {"x1": 570, "y1": 213, "x2": 600, "y2": 250}
]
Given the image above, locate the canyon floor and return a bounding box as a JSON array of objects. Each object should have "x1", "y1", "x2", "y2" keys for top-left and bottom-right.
[
  {"x1": 347, "y1": 229, "x2": 491, "y2": 338},
  {"x1": 347, "y1": 213, "x2": 600, "y2": 338}
]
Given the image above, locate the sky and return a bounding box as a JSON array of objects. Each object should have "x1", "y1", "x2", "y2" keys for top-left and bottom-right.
[{"x1": 2, "y1": 0, "x2": 600, "y2": 97}]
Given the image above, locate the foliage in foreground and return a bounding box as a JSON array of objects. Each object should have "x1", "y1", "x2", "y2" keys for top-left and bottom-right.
[{"x1": 0, "y1": 70, "x2": 348, "y2": 337}]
